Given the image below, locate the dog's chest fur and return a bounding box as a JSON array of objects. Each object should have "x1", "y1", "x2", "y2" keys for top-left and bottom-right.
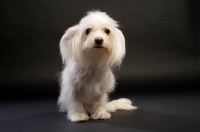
[
  {"x1": 68, "y1": 64, "x2": 109, "y2": 104},
  {"x1": 73, "y1": 64, "x2": 109, "y2": 92}
]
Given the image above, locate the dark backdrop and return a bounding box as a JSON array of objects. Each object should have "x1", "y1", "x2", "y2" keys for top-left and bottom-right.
[{"x1": 0, "y1": 0, "x2": 200, "y2": 99}]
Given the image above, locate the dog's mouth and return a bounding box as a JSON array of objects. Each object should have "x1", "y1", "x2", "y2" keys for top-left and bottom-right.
[{"x1": 94, "y1": 45, "x2": 104, "y2": 48}]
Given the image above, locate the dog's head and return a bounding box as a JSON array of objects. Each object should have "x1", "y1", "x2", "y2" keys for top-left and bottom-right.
[{"x1": 60, "y1": 11, "x2": 125, "y2": 67}]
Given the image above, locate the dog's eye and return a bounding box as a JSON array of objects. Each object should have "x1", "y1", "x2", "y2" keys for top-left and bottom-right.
[
  {"x1": 85, "y1": 28, "x2": 92, "y2": 35},
  {"x1": 105, "y1": 29, "x2": 110, "y2": 34}
]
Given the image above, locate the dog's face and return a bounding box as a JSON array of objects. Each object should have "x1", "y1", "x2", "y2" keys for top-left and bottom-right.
[
  {"x1": 60, "y1": 11, "x2": 125, "y2": 67},
  {"x1": 79, "y1": 11, "x2": 118, "y2": 55},
  {"x1": 82, "y1": 25, "x2": 112, "y2": 51}
]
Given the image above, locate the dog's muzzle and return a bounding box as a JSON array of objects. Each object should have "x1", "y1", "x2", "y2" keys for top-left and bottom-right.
[{"x1": 95, "y1": 37, "x2": 103, "y2": 48}]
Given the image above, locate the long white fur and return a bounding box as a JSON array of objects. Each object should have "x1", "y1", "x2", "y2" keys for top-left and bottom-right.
[{"x1": 58, "y1": 11, "x2": 137, "y2": 122}]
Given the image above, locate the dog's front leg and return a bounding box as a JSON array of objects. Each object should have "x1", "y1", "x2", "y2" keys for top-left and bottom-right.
[
  {"x1": 67, "y1": 100, "x2": 89, "y2": 122},
  {"x1": 90, "y1": 94, "x2": 111, "y2": 120}
]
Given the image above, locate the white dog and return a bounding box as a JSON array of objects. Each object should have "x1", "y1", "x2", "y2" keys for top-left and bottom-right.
[{"x1": 58, "y1": 11, "x2": 137, "y2": 122}]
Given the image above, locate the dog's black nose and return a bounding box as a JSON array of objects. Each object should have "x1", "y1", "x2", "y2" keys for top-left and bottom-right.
[{"x1": 95, "y1": 37, "x2": 103, "y2": 45}]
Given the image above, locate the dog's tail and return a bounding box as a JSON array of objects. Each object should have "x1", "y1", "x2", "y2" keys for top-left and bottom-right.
[{"x1": 106, "y1": 98, "x2": 137, "y2": 113}]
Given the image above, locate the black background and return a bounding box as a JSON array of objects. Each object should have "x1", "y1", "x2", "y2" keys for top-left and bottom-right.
[
  {"x1": 0, "y1": 0, "x2": 200, "y2": 100},
  {"x1": 1, "y1": 1, "x2": 200, "y2": 132}
]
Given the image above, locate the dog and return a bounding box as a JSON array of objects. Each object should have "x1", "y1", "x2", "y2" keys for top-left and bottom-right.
[{"x1": 58, "y1": 11, "x2": 137, "y2": 122}]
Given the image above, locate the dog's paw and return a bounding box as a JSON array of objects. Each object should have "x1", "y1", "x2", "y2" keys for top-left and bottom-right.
[
  {"x1": 68, "y1": 113, "x2": 89, "y2": 122},
  {"x1": 91, "y1": 109, "x2": 111, "y2": 120}
]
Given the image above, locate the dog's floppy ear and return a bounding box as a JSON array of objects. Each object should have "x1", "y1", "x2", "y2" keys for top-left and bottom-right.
[
  {"x1": 111, "y1": 28, "x2": 126, "y2": 68},
  {"x1": 59, "y1": 25, "x2": 79, "y2": 64}
]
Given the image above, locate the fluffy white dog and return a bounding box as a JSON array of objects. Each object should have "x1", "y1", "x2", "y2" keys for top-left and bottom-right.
[{"x1": 58, "y1": 11, "x2": 137, "y2": 122}]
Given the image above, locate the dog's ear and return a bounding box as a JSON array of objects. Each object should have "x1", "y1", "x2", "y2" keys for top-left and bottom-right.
[
  {"x1": 111, "y1": 28, "x2": 126, "y2": 68},
  {"x1": 59, "y1": 25, "x2": 79, "y2": 64}
]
